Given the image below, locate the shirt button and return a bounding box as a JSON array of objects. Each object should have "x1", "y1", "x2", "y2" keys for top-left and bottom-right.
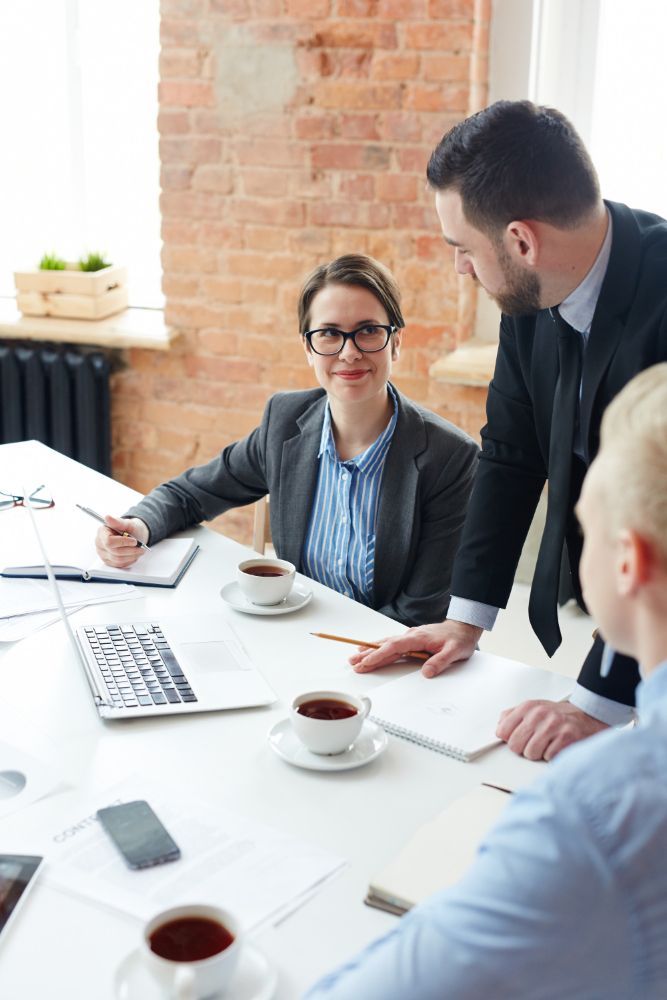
[
  {"x1": 341, "y1": 516, "x2": 347, "y2": 523},
  {"x1": 338, "y1": 558, "x2": 343, "y2": 566},
  {"x1": 341, "y1": 472, "x2": 348, "y2": 481}
]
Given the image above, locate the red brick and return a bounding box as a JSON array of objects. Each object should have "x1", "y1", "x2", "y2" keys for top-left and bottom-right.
[
  {"x1": 200, "y1": 277, "x2": 245, "y2": 304},
  {"x1": 162, "y1": 245, "x2": 219, "y2": 274},
  {"x1": 160, "y1": 137, "x2": 223, "y2": 164},
  {"x1": 339, "y1": 113, "x2": 381, "y2": 140},
  {"x1": 161, "y1": 166, "x2": 194, "y2": 191},
  {"x1": 338, "y1": 173, "x2": 375, "y2": 201},
  {"x1": 230, "y1": 199, "x2": 307, "y2": 227},
  {"x1": 158, "y1": 111, "x2": 191, "y2": 135},
  {"x1": 402, "y1": 82, "x2": 469, "y2": 112},
  {"x1": 372, "y1": 52, "x2": 420, "y2": 81},
  {"x1": 289, "y1": 169, "x2": 333, "y2": 200},
  {"x1": 313, "y1": 23, "x2": 397, "y2": 48},
  {"x1": 193, "y1": 166, "x2": 234, "y2": 194},
  {"x1": 160, "y1": 190, "x2": 223, "y2": 220},
  {"x1": 184, "y1": 356, "x2": 263, "y2": 383},
  {"x1": 336, "y1": 0, "x2": 378, "y2": 14},
  {"x1": 235, "y1": 139, "x2": 304, "y2": 168},
  {"x1": 285, "y1": 0, "x2": 331, "y2": 14},
  {"x1": 245, "y1": 226, "x2": 289, "y2": 251},
  {"x1": 315, "y1": 81, "x2": 401, "y2": 110},
  {"x1": 377, "y1": 111, "x2": 422, "y2": 142},
  {"x1": 294, "y1": 114, "x2": 338, "y2": 140},
  {"x1": 162, "y1": 274, "x2": 200, "y2": 298},
  {"x1": 428, "y1": 0, "x2": 475, "y2": 16},
  {"x1": 396, "y1": 146, "x2": 429, "y2": 172},
  {"x1": 377, "y1": 174, "x2": 418, "y2": 202},
  {"x1": 159, "y1": 48, "x2": 201, "y2": 78},
  {"x1": 241, "y1": 169, "x2": 290, "y2": 198},
  {"x1": 422, "y1": 53, "x2": 471, "y2": 81},
  {"x1": 197, "y1": 329, "x2": 240, "y2": 353},
  {"x1": 403, "y1": 22, "x2": 474, "y2": 51},
  {"x1": 392, "y1": 203, "x2": 440, "y2": 230},
  {"x1": 160, "y1": 20, "x2": 202, "y2": 47},
  {"x1": 310, "y1": 202, "x2": 366, "y2": 228},
  {"x1": 378, "y1": 0, "x2": 427, "y2": 16},
  {"x1": 159, "y1": 80, "x2": 215, "y2": 108}
]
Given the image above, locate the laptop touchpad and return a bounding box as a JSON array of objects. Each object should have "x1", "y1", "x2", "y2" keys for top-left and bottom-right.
[{"x1": 180, "y1": 641, "x2": 245, "y2": 673}]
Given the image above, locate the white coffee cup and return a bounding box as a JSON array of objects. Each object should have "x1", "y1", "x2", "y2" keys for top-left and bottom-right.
[
  {"x1": 290, "y1": 690, "x2": 371, "y2": 755},
  {"x1": 237, "y1": 557, "x2": 295, "y2": 606},
  {"x1": 142, "y1": 904, "x2": 240, "y2": 999}
]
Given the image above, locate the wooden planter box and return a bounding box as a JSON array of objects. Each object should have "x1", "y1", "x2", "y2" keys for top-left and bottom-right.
[{"x1": 14, "y1": 264, "x2": 128, "y2": 320}]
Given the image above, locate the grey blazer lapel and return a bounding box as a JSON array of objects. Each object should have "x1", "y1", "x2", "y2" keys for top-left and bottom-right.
[
  {"x1": 372, "y1": 390, "x2": 427, "y2": 610},
  {"x1": 275, "y1": 396, "x2": 326, "y2": 567}
]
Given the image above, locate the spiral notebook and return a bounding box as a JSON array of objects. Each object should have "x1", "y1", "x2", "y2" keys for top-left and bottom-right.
[{"x1": 369, "y1": 651, "x2": 573, "y2": 762}]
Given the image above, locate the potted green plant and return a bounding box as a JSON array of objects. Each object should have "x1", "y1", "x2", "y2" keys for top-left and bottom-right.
[{"x1": 14, "y1": 251, "x2": 128, "y2": 320}]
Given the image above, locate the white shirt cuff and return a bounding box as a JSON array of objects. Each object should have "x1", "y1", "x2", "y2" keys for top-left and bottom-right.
[
  {"x1": 569, "y1": 683, "x2": 636, "y2": 727},
  {"x1": 447, "y1": 597, "x2": 499, "y2": 631}
]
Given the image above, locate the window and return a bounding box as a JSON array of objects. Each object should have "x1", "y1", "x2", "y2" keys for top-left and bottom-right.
[{"x1": 0, "y1": 1, "x2": 161, "y2": 307}]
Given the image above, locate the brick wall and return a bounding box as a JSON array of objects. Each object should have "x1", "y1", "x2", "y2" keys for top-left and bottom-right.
[{"x1": 111, "y1": 0, "x2": 491, "y2": 543}]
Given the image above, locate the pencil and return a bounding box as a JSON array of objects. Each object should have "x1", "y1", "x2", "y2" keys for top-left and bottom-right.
[{"x1": 310, "y1": 631, "x2": 430, "y2": 662}]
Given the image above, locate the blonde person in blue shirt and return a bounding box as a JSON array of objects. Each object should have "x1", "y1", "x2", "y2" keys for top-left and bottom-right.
[
  {"x1": 305, "y1": 363, "x2": 667, "y2": 1000},
  {"x1": 95, "y1": 254, "x2": 478, "y2": 627}
]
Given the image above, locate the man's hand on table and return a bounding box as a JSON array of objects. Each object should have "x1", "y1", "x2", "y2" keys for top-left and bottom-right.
[
  {"x1": 349, "y1": 620, "x2": 483, "y2": 678},
  {"x1": 95, "y1": 515, "x2": 149, "y2": 568},
  {"x1": 496, "y1": 700, "x2": 609, "y2": 761}
]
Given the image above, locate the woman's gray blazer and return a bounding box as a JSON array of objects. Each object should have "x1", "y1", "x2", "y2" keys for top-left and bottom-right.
[{"x1": 127, "y1": 386, "x2": 479, "y2": 627}]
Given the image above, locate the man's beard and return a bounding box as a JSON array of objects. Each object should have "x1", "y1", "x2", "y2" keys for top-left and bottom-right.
[{"x1": 490, "y1": 243, "x2": 542, "y2": 315}]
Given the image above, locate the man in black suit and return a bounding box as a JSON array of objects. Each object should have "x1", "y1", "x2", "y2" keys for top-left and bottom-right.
[{"x1": 351, "y1": 100, "x2": 667, "y2": 760}]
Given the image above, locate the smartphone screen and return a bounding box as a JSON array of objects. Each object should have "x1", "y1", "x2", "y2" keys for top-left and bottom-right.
[
  {"x1": 97, "y1": 800, "x2": 181, "y2": 870},
  {"x1": 0, "y1": 855, "x2": 43, "y2": 941}
]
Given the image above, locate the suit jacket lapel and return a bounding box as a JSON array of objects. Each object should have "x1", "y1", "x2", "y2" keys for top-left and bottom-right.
[
  {"x1": 372, "y1": 389, "x2": 426, "y2": 610},
  {"x1": 275, "y1": 395, "x2": 326, "y2": 567},
  {"x1": 581, "y1": 202, "x2": 641, "y2": 462}
]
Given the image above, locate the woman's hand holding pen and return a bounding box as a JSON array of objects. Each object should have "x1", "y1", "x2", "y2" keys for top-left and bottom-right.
[{"x1": 95, "y1": 515, "x2": 150, "y2": 568}]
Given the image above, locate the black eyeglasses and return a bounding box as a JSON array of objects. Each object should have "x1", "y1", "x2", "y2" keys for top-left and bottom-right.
[
  {"x1": 304, "y1": 324, "x2": 396, "y2": 356},
  {"x1": 0, "y1": 485, "x2": 55, "y2": 512}
]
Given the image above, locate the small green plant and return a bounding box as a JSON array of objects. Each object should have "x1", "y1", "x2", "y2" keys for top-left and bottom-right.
[
  {"x1": 78, "y1": 251, "x2": 111, "y2": 272},
  {"x1": 38, "y1": 252, "x2": 67, "y2": 270}
]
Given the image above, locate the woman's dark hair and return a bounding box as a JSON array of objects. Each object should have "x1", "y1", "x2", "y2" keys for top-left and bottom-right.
[
  {"x1": 426, "y1": 100, "x2": 600, "y2": 236},
  {"x1": 298, "y1": 254, "x2": 405, "y2": 335}
]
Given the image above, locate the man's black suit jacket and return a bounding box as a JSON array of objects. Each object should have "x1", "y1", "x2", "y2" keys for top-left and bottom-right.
[{"x1": 451, "y1": 201, "x2": 667, "y2": 706}]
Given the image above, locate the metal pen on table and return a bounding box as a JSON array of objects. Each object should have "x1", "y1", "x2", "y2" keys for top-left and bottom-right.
[{"x1": 76, "y1": 504, "x2": 150, "y2": 550}]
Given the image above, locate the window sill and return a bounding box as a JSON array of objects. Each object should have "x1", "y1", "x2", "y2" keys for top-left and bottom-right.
[
  {"x1": 0, "y1": 299, "x2": 175, "y2": 351},
  {"x1": 429, "y1": 338, "x2": 497, "y2": 387}
]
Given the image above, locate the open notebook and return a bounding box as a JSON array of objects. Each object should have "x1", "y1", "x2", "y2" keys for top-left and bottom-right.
[
  {"x1": 369, "y1": 651, "x2": 573, "y2": 761},
  {"x1": 366, "y1": 784, "x2": 511, "y2": 915},
  {"x1": 0, "y1": 505, "x2": 198, "y2": 588}
]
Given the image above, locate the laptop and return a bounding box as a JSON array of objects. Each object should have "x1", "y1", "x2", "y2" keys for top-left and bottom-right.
[{"x1": 25, "y1": 496, "x2": 276, "y2": 720}]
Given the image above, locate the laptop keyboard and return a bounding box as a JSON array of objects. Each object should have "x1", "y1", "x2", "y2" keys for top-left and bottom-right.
[{"x1": 81, "y1": 624, "x2": 197, "y2": 709}]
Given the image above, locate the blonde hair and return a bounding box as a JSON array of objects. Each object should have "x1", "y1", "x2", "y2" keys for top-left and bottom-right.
[{"x1": 598, "y1": 363, "x2": 667, "y2": 560}]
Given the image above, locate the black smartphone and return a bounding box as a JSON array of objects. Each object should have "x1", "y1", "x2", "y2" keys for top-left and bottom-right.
[
  {"x1": 0, "y1": 855, "x2": 43, "y2": 940},
  {"x1": 97, "y1": 800, "x2": 181, "y2": 870}
]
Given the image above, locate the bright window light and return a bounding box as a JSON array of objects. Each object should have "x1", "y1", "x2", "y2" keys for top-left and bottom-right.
[{"x1": 0, "y1": 1, "x2": 162, "y2": 307}]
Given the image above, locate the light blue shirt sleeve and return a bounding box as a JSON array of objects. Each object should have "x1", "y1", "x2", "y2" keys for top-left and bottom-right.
[
  {"x1": 447, "y1": 596, "x2": 499, "y2": 630},
  {"x1": 304, "y1": 772, "x2": 633, "y2": 1000},
  {"x1": 569, "y1": 681, "x2": 636, "y2": 726}
]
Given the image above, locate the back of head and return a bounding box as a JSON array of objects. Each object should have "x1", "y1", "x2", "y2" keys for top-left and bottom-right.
[
  {"x1": 426, "y1": 100, "x2": 601, "y2": 237},
  {"x1": 298, "y1": 254, "x2": 405, "y2": 335},
  {"x1": 598, "y1": 364, "x2": 667, "y2": 564}
]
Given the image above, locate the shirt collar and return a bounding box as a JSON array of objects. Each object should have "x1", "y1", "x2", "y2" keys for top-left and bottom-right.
[
  {"x1": 318, "y1": 384, "x2": 399, "y2": 468},
  {"x1": 558, "y1": 208, "x2": 613, "y2": 334},
  {"x1": 636, "y1": 660, "x2": 667, "y2": 723}
]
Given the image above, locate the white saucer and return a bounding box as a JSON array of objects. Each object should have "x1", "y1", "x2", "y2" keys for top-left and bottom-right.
[
  {"x1": 220, "y1": 581, "x2": 312, "y2": 616},
  {"x1": 114, "y1": 943, "x2": 277, "y2": 1000},
  {"x1": 267, "y1": 718, "x2": 388, "y2": 771}
]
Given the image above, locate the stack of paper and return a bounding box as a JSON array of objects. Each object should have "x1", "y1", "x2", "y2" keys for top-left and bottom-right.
[{"x1": 0, "y1": 579, "x2": 137, "y2": 642}]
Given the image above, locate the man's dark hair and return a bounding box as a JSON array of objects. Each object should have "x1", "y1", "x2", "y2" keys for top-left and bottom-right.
[{"x1": 426, "y1": 100, "x2": 600, "y2": 236}]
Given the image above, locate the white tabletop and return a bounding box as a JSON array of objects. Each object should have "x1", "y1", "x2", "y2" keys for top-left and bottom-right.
[{"x1": 0, "y1": 442, "x2": 544, "y2": 998}]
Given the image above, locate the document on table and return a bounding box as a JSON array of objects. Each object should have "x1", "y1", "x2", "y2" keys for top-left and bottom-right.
[
  {"x1": 31, "y1": 777, "x2": 346, "y2": 930},
  {"x1": 0, "y1": 740, "x2": 64, "y2": 820},
  {"x1": 0, "y1": 581, "x2": 137, "y2": 642}
]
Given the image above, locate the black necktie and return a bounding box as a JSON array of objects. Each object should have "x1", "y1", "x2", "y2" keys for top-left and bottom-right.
[{"x1": 528, "y1": 309, "x2": 583, "y2": 655}]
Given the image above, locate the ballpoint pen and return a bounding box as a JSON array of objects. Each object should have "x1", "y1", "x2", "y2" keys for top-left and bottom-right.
[{"x1": 76, "y1": 504, "x2": 151, "y2": 550}]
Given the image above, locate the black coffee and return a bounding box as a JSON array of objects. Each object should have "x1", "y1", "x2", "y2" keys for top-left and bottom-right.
[
  {"x1": 297, "y1": 698, "x2": 358, "y2": 721},
  {"x1": 149, "y1": 916, "x2": 234, "y2": 962},
  {"x1": 243, "y1": 566, "x2": 288, "y2": 577}
]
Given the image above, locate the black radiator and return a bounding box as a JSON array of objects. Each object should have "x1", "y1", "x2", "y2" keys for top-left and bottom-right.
[{"x1": 0, "y1": 341, "x2": 112, "y2": 475}]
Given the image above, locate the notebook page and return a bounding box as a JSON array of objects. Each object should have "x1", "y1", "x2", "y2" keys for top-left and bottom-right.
[{"x1": 370, "y1": 651, "x2": 573, "y2": 759}]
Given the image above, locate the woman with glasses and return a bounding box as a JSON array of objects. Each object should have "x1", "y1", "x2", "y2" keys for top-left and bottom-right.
[{"x1": 96, "y1": 254, "x2": 478, "y2": 627}]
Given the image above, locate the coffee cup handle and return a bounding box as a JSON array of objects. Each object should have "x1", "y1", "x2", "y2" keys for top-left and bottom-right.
[
  {"x1": 359, "y1": 696, "x2": 371, "y2": 721},
  {"x1": 173, "y1": 966, "x2": 196, "y2": 1000}
]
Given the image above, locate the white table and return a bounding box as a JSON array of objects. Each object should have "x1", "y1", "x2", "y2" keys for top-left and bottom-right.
[{"x1": 0, "y1": 442, "x2": 544, "y2": 998}]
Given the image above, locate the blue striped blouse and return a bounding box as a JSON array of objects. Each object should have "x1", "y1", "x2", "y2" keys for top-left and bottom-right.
[{"x1": 301, "y1": 386, "x2": 398, "y2": 605}]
